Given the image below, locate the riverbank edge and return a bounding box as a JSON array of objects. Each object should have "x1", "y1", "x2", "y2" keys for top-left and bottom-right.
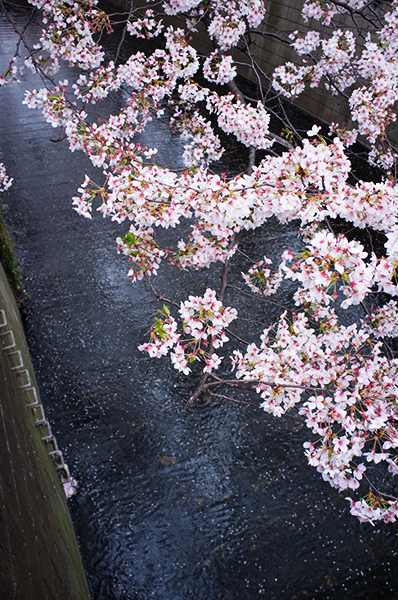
[
  {"x1": 0, "y1": 198, "x2": 23, "y2": 296},
  {"x1": 0, "y1": 261, "x2": 91, "y2": 600}
]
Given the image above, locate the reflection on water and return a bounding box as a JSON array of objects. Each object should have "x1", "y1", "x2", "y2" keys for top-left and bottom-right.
[{"x1": 1, "y1": 5, "x2": 398, "y2": 599}]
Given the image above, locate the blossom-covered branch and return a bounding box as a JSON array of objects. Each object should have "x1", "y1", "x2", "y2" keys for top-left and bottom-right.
[{"x1": 2, "y1": 0, "x2": 398, "y2": 524}]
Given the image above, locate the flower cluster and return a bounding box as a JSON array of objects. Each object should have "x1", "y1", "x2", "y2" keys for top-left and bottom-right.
[
  {"x1": 72, "y1": 64, "x2": 119, "y2": 104},
  {"x1": 275, "y1": 29, "x2": 356, "y2": 97},
  {"x1": 180, "y1": 288, "x2": 237, "y2": 347},
  {"x1": 163, "y1": 0, "x2": 201, "y2": 16},
  {"x1": 301, "y1": 0, "x2": 338, "y2": 26},
  {"x1": 0, "y1": 57, "x2": 21, "y2": 86},
  {"x1": 139, "y1": 290, "x2": 237, "y2": 374},
  {"x1": 208, "y1": 14, "x2": 246, "y2": 51},
  {"x1": 207, "y1": 93, "x2": 273, "y2": 149},
  {"x1": 273, "y1": 62, "x2": 309, "y2": 98},
  {"x1": 0, "y1": 163, "x2": 13, "y2": 193},
  {"x1": 232, "y1": 306, "x2": 398, "y2": 523},
  {"x1": 138, "y1": 310, "x2": 180, "y2": 358},
  {"x1": 289, "y1": 30, "x2": 320, "y2": 56},
  {"x1": 126, "y1": 10, "x2": 164, "y2": 39},
  {"x1": 349, "y1": 86, "x2": 397, "y2": 144},
  {"x1": 63, "y1": 477, "x2": 78, "y2": 499},
  {"x1": 320, "y1": 30, "x2": 356, "y2": 93},
  {"x1": 282, "y1": 231, "x2": 374, "y2": 308},
  {"x1": 29, "y1": 0, "x2": 108, "y2": 71},
  {"x1": 117, "y1": 227, "x2": 165, "y2": 281},
  {"x1": 172, "y1": 109, "x2": 223, "y2": 168},
  {"x1": 203, "y1": 52, "x2": 237, "y2": 85},
  {"x1": 176, "y1": 227, "x2": 236, "y2": 269},
  {"x1": 242, "y1": 256, "x2": 283, "y2": 296},
  {"x1": 238, "y1": 0, "x2": 266, "y2": 28},
  {"x1": 364, "y1": 300, "x2": 398, "y2": 339},
  {"x1": 328, "y1": 122, "x2": 358, "y2": 147},
  {"x1": 347, "y1": 496, "x2": 398, "y2": 524},
  {"x1": 276, "y1": 0, "x2": 398, "y2": 156}
]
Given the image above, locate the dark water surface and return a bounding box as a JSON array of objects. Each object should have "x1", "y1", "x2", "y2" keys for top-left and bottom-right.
[{"x1": 1, "y1": 6, "x2": 398, "y2": 599}]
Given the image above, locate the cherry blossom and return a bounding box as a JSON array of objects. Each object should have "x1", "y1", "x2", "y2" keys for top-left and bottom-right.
[
  {"x1": 63, "y1": 477, "x2": 78, "y2": 499},
  {"x1": 0, "y1": 163, "x2": 13, "y2": 192},
  {"x1": 139, "y1": 290, "x2": 237, "y2": 374},
  {"x1": 242, "y1": 256, "x2": 283, "y2": 296},
  {"x1": 208, "y1": 14, "x2": 247, "y2": 51},
  {"x1": 126, "y1": 10, "x2": 164, "y2": 39},
  {"x1": 203, "y1": 52, "x2": 237, "y2": 85},
  {"x1": 4, "y1": 0, "x2": 398, "y2": 524},
  {"x1": 206, "y1": 92, "x2": 273, "y2": 149}
]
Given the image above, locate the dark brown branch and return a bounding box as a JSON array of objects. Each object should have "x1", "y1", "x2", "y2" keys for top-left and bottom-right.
[
  {"x1": 218, "y1": 255, "x2": 231, "y2": 304},
  {"x1": 144, "y1": 273, "x2": 180, "y2": 309},
  {"x1": 188, "y1": 258, "x2": 231, "y2": 405},
  {"x1": 211, "y1": 393, "x2": 260, "y2": 408},
  {"x1": 228, "y1": 283, "x2": 292, "y2": 311},
  {"x1": 225, "y1": 328, "x2": 250, "y2": 345},
  {"x1": 114, "y1": 0, "x2": 134, "y2": 64},
  {"x1": 204, "y1": 378, "x2": 329, "y2": 393}
]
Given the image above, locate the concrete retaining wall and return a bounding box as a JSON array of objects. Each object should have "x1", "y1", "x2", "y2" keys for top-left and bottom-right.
[{"x1": 0, "y1": 263, "x2": 91, "y2": 600}]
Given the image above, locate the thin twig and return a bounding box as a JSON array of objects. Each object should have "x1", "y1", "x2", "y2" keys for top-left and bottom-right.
[
  {"x1": 211, "y1": 393, "x2": 260, "y2": 408},
  {"x1": 144, "y1": 273, "x2": 180, "y2": 309}
]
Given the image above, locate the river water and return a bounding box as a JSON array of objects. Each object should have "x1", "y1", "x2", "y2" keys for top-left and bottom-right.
[{"x1": 1, "y1": 5, "x2": 398, "y2": 599}]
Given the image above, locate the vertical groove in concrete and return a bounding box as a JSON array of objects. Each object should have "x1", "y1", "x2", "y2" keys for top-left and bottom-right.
[{"x1": 0, "y1": 263, "x2": 91, "y2": 600}]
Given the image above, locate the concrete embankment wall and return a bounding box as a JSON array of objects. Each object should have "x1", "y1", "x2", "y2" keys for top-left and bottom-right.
[{"x1": 0, "y1": 263, "x2": 91, "y2": 600}]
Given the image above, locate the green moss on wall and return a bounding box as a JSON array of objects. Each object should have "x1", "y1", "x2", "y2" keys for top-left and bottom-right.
[{"x1": 0, "y1": 199, "x2": 23, "y2": 296}]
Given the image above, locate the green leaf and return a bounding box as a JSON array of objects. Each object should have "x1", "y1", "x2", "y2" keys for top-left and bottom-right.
[
  {"x1": 121, "y1": 232, "x2": 136, "y2": 245},
  {"x1": 155, "y1": 317, "x2": 166, "y2": 341}
]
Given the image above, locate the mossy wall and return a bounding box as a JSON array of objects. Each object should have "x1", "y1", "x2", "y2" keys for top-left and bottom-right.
[{"x1": 0, "y1": 262, "x2": 91, "y2": 600}]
